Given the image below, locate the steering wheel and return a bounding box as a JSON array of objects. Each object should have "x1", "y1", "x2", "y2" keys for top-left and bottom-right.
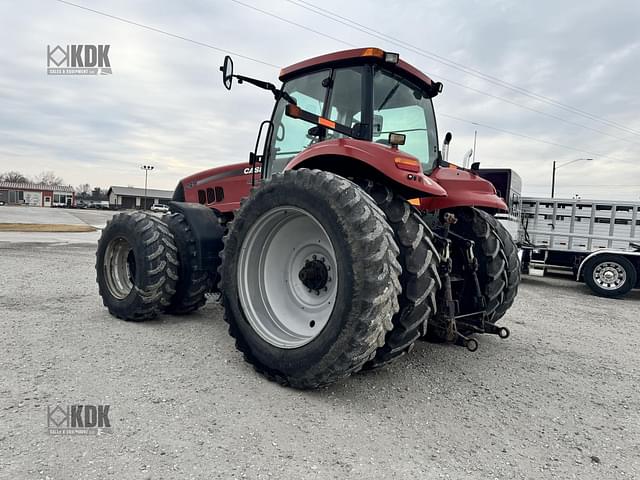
[{"x1": 276, "y1": 123, "x2": 285, "y2": 142}]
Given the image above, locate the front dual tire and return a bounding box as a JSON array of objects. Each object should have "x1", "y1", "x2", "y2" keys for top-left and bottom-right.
[
  {"x1": 96, "y1": 212, "x2": 178, "y2": 320},
  {"x1": 96, "y1": 211, "x2": 212, "y2": 321}
]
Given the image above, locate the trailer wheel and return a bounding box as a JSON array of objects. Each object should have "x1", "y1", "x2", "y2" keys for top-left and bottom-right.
[
  {"x1": 96, "y1": 212, "x2": 178, "y2": 321},
  {"x1": 162, "y1": 212, "x2": 212, "y2": 314},
  {"x1": 219, "y1": 169, "x2": 401, "y2": 389},
  {"x1": 359, "y1": 181, "x2": 441, "y2": 368},
  {"x1": 583, "y1": 254, "x2": 637, "y2": 298}
]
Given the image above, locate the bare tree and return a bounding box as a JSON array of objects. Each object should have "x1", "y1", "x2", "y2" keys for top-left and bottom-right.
[
  {"x1": 0, "y1": 171, "x2": 29, "y2": 183},
  {"x1": 34, "y1": 171, "x2": 64, "y2": 186},
  {"x1": 76, "y1": 183, "x2": 91, "y2": 199},
  {"x1": 91, "y1": 187, "x2": 107, "y2": 200}
]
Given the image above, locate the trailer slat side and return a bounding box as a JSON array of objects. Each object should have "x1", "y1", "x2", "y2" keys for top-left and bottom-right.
[
  {"x1": 608, "y1": 205, "x2": 617, "y2": 248},
  {"x1": 588, "y1": 203, "x2": 596, "y2": 251}
]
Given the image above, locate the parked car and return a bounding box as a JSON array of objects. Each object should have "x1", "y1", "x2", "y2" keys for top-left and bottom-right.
[{"x1": 150, "y1": 203, "x2": 170, "y2": 213}]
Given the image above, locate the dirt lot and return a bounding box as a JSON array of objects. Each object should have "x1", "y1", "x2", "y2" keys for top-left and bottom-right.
[{"x1": 0, "y1": 241, "x2": 638, "y2": 479}]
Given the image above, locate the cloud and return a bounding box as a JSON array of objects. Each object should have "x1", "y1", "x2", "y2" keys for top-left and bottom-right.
[{"x1": 0, "y1": 0, "x2": 638, "y2": 201}]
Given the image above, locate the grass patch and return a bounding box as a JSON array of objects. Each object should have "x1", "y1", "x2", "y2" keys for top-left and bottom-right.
[{"x1": 0, "y1": 223, "x2": 96, "y2": 232}]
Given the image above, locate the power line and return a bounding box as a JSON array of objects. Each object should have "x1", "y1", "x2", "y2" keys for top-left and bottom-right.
[
  {"x1": 51, "y1": 0, "x2": 630, "y2": 163},
  {"x1": 285, "y1": 0, "x2": 640, "y2": 139},
  {"x1": 527, "y1": 184, "x2": 638, "y2": 187},
  {"x1": 439, "y1": 76, "x2": 640, "y2": 147},
  {"x1": 439, "y1": 113, "x2": 623, "y2": 162},
  {"x1": 229, "y1": 0, "x2": 357, "y2": 48},
  {"x1": 231, "y1": 0, "x2": 640, "y2": 146},
  {"x1": 53, "y1": 0, "x2": 281, "y2": 69}
]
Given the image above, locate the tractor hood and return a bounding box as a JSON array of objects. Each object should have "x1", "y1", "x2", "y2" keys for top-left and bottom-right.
[
  {"x1": 286, "y1": 138, "x2": 447, "y2": 198},
  {"x1": 420, "y1": 166, "x2": 509, "y2": 212}
]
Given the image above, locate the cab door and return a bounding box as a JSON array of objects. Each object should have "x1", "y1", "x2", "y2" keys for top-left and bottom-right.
[{"x1": 266, "y1": 69, "x2": 330, "y2": 177}]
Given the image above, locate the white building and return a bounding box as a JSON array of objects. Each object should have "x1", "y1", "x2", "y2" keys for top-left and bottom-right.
[{"x1": 107, "y1": 186, "x2": 174, "y2": 209}]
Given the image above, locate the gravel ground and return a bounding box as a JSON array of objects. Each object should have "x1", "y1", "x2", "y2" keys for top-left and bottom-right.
[{"x1": 0, "y1": 241, "x2": 638, "y2": 479}]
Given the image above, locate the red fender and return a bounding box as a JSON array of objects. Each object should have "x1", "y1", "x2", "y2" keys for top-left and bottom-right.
[
  {"x1": 420, "y1": 167, "x2": 508, "y2": 212},
  {"x1": 285, "y1": 138, "x2": 447, "y2": 197}
]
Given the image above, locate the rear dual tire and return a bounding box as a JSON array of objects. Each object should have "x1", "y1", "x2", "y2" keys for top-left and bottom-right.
[
  {"x1": 426, "y1": 207, "x2": 520, "y2": 341},
  {"x1": 219, "y1": 169, "x2": 402, "y2": 389},
  {"x1": 359, "y1": 181, "x2": 441, "y2": 368}
]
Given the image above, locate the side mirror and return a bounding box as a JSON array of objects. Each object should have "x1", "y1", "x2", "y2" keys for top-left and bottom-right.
[{"x1": 220, "y1": 55, "x2": 234, "y2": 90}]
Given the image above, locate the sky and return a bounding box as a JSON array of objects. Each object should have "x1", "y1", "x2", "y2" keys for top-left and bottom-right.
[{"x1": 1, "y1": 0, "x2": 639, "y2": 201}]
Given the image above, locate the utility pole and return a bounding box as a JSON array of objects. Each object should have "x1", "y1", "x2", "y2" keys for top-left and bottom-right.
[{"x1": 141, "y1": 165, "x2": 154, "y2": 210}]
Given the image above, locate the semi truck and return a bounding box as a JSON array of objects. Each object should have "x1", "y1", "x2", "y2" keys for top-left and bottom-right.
[{"x1": 476, "y1": 169, "x2": 640, "y2": 298}]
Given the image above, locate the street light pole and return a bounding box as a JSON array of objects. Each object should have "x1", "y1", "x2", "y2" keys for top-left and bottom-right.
[
  {"x1": 551, "y1": 158, "x2": 593, "y2": 199},
  {"x1": 141, "y1": 165, "x2": 154, "y2": 210}
]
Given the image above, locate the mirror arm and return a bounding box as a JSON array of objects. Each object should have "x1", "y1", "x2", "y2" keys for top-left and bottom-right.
[
  {"x1": 234, "y1": 74, "x2": 275, "y2": 91},
  {"x1": 233, "y1": 74, "x2": 297, "y2": 105},
  {"x1": 274, "y1": 89, "x2": 297, "y2": 105}
]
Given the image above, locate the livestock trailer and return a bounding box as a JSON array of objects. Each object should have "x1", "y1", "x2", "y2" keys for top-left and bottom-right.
[{"x1": 521, "y1": 197, "x2": 640, "y2": 297}]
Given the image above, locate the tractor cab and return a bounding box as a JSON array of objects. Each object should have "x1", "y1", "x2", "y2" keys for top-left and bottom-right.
[
  {"x1": 221, "y1": 48, "x2": 443, "y2": 184},
  {"x1": 268, "y1": 48, "x2": 442, "y2": 177}
]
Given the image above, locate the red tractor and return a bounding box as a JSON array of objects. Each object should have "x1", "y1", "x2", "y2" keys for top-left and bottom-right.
[{"x1": 96, "y1": 48, "x2": 519, "y2": 389}]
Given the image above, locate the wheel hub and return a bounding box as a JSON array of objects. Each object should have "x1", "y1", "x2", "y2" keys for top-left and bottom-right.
[
  {"x1": 593, "y1": 261, "x2": 626, "y2": 290},
  {"x1": 298, "y1": 256, "x2": 330, "y2": 293}
]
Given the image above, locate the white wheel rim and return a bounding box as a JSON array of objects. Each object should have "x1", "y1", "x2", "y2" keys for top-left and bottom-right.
[
  {"x1": 237, "y1": 207, "x2": 338, "y2": 348},
  {"x1": 593, "y1": 261, "x2": 627, "y2": 291}
]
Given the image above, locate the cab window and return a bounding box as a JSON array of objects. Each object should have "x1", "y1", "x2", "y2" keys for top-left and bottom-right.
[
  {"x1": 372, "y1": 68, "x2": 439, "y2": 173},
  {"x1": 326, "y1": 67, "x2": 364, "y2": 138}
]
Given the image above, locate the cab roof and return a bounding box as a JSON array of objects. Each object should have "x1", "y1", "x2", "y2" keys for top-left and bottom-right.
[{"x1": 279, "y1": 47, "x2": 436, "y2": 93}]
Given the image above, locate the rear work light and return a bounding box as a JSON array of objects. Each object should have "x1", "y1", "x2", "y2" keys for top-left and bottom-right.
[
  {"x1": 394, "y1": 157, "x2": 420, "y2": 173},
  {"x1": 384, "y1": 52, "x2": 399, "y2": 64},
  {"x1": 361, "y1": 48, "x2": 399, "y2": 64}
]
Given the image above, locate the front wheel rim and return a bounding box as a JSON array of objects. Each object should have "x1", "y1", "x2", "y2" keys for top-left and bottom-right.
[
  {"x1": 104, "y1": 237, "x2": 136, "y2": 299},
  {"x1": 592, "y1": 261, "x2": 627, "y2": 290},
  {"x1": 237, "y1": 207, "x2": 338, "y2": 349}
]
